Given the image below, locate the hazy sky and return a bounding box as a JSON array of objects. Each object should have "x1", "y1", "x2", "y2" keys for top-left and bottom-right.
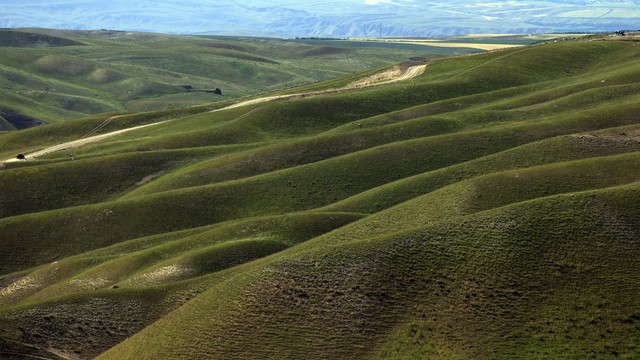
[{"x1": 1, "y1": 1, "x2": 638, "y2": 37}]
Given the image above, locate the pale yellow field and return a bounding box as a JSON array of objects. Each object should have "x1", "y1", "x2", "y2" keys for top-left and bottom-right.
[
  {"x1": 350, "y1": 33, "x2": 591, "y2": 51},
  {"x1": 462, "y1": 34, "x2": 521, "y2": 38},
  {"x1": 352, "y1": 38, "x2": 524, "y2": 51},
  {"x1": 394, "y1": 41, "x2": 524, "y2": 50}
]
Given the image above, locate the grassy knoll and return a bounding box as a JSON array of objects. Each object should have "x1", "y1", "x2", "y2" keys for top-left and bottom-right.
[{"x1": 1, "y1": 36, "x2": 640, "y2": 359}]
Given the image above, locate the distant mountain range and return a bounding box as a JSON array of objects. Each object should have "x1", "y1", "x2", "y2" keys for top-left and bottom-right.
[{"x1": 1, "y1": 0, "x2": 639, "y2": 37}]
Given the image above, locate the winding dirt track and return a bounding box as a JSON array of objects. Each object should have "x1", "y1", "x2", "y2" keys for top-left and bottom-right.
[
  {"x1": 1, "y1": 64, "x2": 428, "y2": 163},
  {"x1": 213, "y1": 64, "x2": 428, "y2": 111},
  {"x1": 2, "y1": 122, "x2": 162, "y2": 163}
]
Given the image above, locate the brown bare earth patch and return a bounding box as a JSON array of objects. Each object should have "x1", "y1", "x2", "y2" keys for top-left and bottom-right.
[
  {"x1": 347, "y1": 66, "x2": 403, "y2": 87},
  {"x1": 120, "y1": 265, "x2": 195, "y2": 288}
]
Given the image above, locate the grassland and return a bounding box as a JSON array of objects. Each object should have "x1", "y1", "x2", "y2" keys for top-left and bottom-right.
[
  {"x1": 0, "y1": 28, "x2": 473, "y2": 130},
  {"x1": 0, "y1": 35, "x2": 639, "y2": 359}
]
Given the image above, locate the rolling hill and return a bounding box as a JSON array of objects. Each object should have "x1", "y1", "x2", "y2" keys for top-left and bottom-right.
[
  {"x1": 0, "y1": 28, "x2": 461, "y2": 131},
  {"x1": 1, "y1": 33, "x2": 639, "y2": 359}
]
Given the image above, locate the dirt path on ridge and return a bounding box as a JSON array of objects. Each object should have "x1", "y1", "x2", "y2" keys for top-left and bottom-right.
[
  {"x1": 2, "y1": 121, "x2": 162, "y2": 163},
  {"x1": 211, "y1": 64, "x2": 428, "y2": 112}
]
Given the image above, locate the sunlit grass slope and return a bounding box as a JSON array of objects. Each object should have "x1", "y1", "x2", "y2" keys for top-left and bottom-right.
[{"x1": 1, "y1": 37, "x2": 639, "y2": 359}]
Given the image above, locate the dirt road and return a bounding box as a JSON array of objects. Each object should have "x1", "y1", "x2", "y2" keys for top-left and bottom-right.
[
  {"x1": 211, "y1": 64, "x2": 428, "y2": 112},
  {"x1": 2, "y1": 122, "x2": 162, "y2": 163}
]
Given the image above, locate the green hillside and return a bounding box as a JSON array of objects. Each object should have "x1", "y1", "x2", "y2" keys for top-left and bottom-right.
[
  {"x1": 0, "y1": 28, "x2": 465, "y2": 130},
  {"x1": 1, "y1": 35, "x2": 639, "y2": 359}
]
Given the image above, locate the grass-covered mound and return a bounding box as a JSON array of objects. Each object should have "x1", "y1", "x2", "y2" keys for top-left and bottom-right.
[{"x1": 1, "y1": 35, "x2": 639, "y2": 359}]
